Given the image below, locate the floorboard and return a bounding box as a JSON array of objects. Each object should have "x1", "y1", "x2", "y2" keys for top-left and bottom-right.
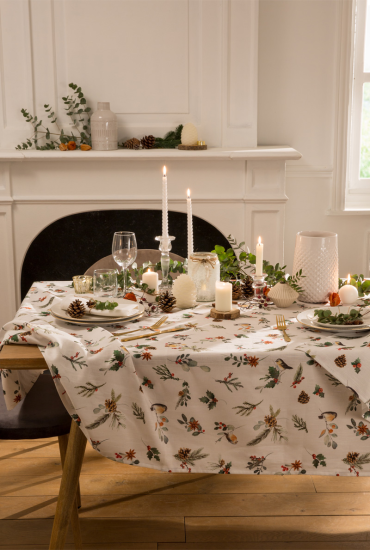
[{"x1": 1, "y1": 437, "x2": 370, "y2": 546}]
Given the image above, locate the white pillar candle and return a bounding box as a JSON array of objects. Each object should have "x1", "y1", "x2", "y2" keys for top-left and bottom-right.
[
  {"x1": 215, "y1": 281, "x2": 232, "y2": 312},
  {"x1": 187, "y1": 188, "x2": 194, "y2": 259},
  {"x1": 338, "y1": 274, "x2": 359, "y2": 305},
  {"x1": 255, "y1": 236, "x2": 264, "y2": 276},
  {"x1": 142, "y1": 269, "x2": 159, "y2": 301},
  {"x1": 162, "y1": 166, "x2": 169, "y2": 239}
]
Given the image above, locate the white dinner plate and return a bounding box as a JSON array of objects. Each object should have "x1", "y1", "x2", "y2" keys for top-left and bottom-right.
[
  {"x1": 51, "y1": 310, "x2": 144, "y2": 326},
  {"x1": 51, "y1": 298, "x2": 145, "y2": 325},
  {"x1": 297, "y1": 308, "x2": 370, "y2": 332}
]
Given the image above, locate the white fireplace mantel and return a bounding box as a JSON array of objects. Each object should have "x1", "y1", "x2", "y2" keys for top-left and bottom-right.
[
  {"x1": 0, "y1": 146, "x2": 301, "y2": 162},
  {"x1": 0, "y1": 146, "x2": 301, "y2": 328}
]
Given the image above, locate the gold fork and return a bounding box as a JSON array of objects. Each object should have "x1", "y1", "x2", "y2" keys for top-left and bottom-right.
[
  {"x1": 112, "y1": 316, "x2": 168, "y2": 337},
  {"x1": 276, "y1": 314, "x2": 291, "y2": 342}
]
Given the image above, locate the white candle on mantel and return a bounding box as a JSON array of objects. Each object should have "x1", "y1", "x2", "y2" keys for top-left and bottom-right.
[
  {"x1": 142, "y1": 268, "x2": 159, "y2": 303},
  {"x1": 162, "y1": 166, "x2": 169, "y2": 239},
  {"x1": 255, "y1": 236, "x2": 264, "y2": 276},
  {"x1": 338, "y1": 274, "x2": 359, "y2": 305},
  {"x1": 187, "y1": 188, "x2": 194, "y2": 259},
  {"x1": 215, "y1": 281, "x2": 232, "y2": 312}
]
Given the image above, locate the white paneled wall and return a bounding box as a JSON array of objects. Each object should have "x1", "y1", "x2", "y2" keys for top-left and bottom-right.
[{"x1": 0, "y1": 0, "x2": 301, "y2": 328}]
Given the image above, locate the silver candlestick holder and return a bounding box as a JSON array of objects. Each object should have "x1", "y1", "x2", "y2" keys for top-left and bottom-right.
[{"x1": 155, "y1": 235, "x2": 176, "y2": 291}]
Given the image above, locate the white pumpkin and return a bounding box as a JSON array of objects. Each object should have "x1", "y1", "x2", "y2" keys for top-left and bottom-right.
[
  {"x1": 172, "y1": 274, "x2": 197, "y2": 308},
  {"x1": 181, "y1": 123, "x2": 198, "y2": 146},
  {"x1": 268, "y1": 282, "x2": 299, "y2": 308}
]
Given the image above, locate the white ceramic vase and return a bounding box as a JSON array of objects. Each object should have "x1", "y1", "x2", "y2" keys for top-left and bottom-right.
[
  {"x1": 268, "y1": 282, "x2": 298, "y2": 308},
  {"x1": 91, "y1": 102, "x2": 118, "y2": 151},
  {"x1": 292, "y1": 231, "x2": 338, "y2": 303}
]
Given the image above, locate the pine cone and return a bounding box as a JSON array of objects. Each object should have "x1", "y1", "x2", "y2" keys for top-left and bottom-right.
[
  {"x1": 264, "y1": 415, "x2": 277, "y2": 428},
  {"x1": 158, "y1": 290, "x2": 176, "y2": 313},
  {"x1": 123, "y1": 138, "x2": 141, "y2": 150},
  {"x1": 346, "y1": 452, "x2": 360, "y2": 464},
  {"x1": 67, "y1": 299, "x2": 86, "y2": 318},
  {"x1": 298, "y1": 390, "x2": 310, "y2": 404},
  {"x1": 335, "y1": 354, "x2": 346, "y2": 368},
  {"x1": 86, "y1": 299, "x2": 97, "y2": 309},
  {"x1": 178, "y1": 447, "x2": 191, "y2": 461},
  {"x1": 232, "y1": 281, "x2": 242, "y2": 300},
  {"x1": 141, "y1": 135, "x2": 155, "y2": 149},
  {"x1": 241, "y1": 276, "x2": 254, "y2": 300},
  {"x1": 105, "y1": 399, "x2": 117, "y2": 413}
]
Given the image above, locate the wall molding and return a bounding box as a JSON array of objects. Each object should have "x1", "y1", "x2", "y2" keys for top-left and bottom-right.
[{"x1": 285, "y1": 165, "x2": 333, "y2": 178}]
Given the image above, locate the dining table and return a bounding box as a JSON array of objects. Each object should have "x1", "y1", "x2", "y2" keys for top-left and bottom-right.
[{"x1": 1, "y1": 280, "x2": 370, "y2": 549}]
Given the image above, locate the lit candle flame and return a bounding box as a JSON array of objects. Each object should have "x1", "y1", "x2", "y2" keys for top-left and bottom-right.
[
  {"x1": 258, "y1": 236, "x2": 262, "y2": 245},
  {"x1": 163, "y1": 166, "x2": 167, "y2": 176},
  {"x1": 347, "y1": 274, "x2": 351, "y2": 284},
  {"x1": 187, "y1": 188, "x2": 191, "y2": 198},
  {"x1": 148, "y1": 268, "x2": 151, "y2": 273}
]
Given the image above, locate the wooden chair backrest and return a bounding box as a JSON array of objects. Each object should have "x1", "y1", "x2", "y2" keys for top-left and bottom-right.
[{"x1": 84, "y1": 249, "x2": 185, "y2": 279}]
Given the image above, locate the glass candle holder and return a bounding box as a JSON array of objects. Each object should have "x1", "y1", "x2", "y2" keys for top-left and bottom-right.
[
  {"x1": 73, "y1": 275, "x2": 92, "y2": 294},
  {"x1": 252, "y1": 273, "x2": 267, "y2": 298},
  {"x1": 188, "y1": 252, "x2": 220, "y2": 301}
]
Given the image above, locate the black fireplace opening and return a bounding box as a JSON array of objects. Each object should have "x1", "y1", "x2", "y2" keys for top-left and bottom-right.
[{"x1": 21, "y1": 209, "x2": 230, "y2": 300}]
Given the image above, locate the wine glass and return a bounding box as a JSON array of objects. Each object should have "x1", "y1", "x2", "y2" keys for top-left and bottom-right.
[{"x1": 112, "y1": 231, "x2": 137, "y2": 295}]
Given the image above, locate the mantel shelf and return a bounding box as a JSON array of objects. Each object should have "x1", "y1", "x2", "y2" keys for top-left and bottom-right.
[{"x1": 0, "y1": 146, "x2": 301, "y2": 162}]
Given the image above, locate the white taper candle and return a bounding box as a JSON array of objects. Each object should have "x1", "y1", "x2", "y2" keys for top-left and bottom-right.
[
  {"x1": 162, "y1": 166, "x2": 169, "y2": 239},
  {"x1": 255, "y1": 236, "x2": 264, "y2": 276},
  {"x1": 187, "y1": 188, "x2": 194, "y2": 259}
]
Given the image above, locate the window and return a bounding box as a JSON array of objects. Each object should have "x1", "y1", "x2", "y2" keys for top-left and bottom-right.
[{"x1": 347, "y1": 0, "x2": 370, "y2": 209}]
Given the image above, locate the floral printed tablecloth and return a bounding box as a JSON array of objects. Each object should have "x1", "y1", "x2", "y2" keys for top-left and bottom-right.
[{"x1": 1, "y1": 281, "x2": 370, "y2": 477}]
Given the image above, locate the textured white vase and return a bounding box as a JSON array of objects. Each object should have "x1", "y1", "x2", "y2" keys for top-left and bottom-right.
[
  {"x1": 292, "y1": 231, "x2": 338, "y2": 303},
  {"x1": 91, "y1": 102, "x2": 118, "y2": 151},
  {"x1": 268, "y1": 282, "x2": 298, "y2": 308}
]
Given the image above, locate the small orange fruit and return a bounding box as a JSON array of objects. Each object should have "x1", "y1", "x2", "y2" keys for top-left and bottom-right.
[
  {"x1": 124, "y1": 292, "x2": 137, "y2": 302},
  {"x1": 80, "y1": 143, "x2": 92, "y2": 151},
  {"x1": 59, "y1": 143, "x2": 68, "y2": 151},
  {"x1": 67, "y1": 141, "x2": 77, "y2": 150}
]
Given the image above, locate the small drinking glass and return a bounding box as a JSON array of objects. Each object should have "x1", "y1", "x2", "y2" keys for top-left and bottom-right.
[
  {"x1": 93, "y1": 269, "x2": 118, "y2": 298},
  {"x1": 112, "y1": 231, "x2": 137, "y2": 295}
]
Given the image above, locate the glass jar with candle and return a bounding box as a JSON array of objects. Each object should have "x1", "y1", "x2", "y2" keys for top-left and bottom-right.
[{"x1": 188, "y1": 252, "x2": 220, "y2": 301}]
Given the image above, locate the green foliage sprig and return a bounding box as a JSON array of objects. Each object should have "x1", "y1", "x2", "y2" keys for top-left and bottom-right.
[
  {"x1": 94, "y1": 300, "x2": 119, "y2": 311},
  {"x1": 154, "y1": 124, "x2": 183, "y2": 149},
  {"x1": 118, "y1": 259, "x2": 186, "y2": 293},
  {"x1": 314, "y1": 308, "x2": 364, "y2": 325},
  {"x1": 213, "y1": 235, "x2": 305, "y2": 292},
  {"x1": 338, "y1": 274, "x2": 370, "y2": 297},
  {"x1": 16, "y1": 83, "x2": 91, "y2": 150}
]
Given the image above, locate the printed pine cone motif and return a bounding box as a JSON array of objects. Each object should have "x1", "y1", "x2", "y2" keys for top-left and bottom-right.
[
  {"x1": 241, "y1": 276, "x2": 254, "y2": 299},
  {"x1": 335, "y1": 354, "x2": 347, "y2": 368},
  {"x1": 141, "y1": 135, "x2": 155, "y2": 149},
  {"x1": 105, "y1": 399, "x2": 117, "y2": 413},
  {"x1": 298, "y1": 390, "x2": 310, "y2": 404},
  {"x1": 178, "y1": 448, "x2": 191, "y2": 461},
  {"x1": 264, "y1": 415, "x2": 277, "y2": 428},
  {"x1": 346, "y1": 452, "x2": 360, "y2": 464},
  {"x1": 158, "y1": 291, "x2": 176, "y2": 313},
  {"x1": 232, "y1": 281, "x2": 242, "y2": 300},
  {"x1": 123, "y1": 137, "x2": 141, "y2": 150},
  {"x1": 67, "y1": 299, "x2": 86, "y2": 318}
]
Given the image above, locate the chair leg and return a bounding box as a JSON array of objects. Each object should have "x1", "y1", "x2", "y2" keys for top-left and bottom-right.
[{"x1": 50, "y1": 422, "x2": 86, "y2": 550}]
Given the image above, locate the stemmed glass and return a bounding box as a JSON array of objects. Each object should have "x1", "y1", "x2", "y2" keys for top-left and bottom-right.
[{"x1": 112, "y1": 231, "x2": 137, "y2": 295}]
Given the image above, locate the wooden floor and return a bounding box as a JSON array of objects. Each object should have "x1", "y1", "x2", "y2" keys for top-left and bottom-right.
[{"x1": 1, "y1": 439, "x2": 370, "y2": 550}]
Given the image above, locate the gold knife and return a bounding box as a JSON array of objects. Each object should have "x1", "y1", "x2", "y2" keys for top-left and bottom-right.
[{"x1": 121, "y1": 326, "x2": 189, "y2": 342}]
